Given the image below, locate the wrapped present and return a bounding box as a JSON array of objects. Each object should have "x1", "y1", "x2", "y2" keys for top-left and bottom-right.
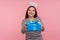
[{"x1": 26, "y1": 20, "x2": 42, "y2": 32}]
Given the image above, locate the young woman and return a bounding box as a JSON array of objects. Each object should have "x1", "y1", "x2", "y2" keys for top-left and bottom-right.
[{"x1": 21, "y1": 6, "x2": 45, "y2": 40}]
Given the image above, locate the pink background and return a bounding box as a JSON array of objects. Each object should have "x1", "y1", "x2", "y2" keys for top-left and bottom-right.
[{"x1": 0, "y1": 0, "x2": 60, "y2": 40}]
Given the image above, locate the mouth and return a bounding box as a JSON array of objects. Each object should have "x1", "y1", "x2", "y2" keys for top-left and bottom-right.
[{"x1": 29, "y1": 13, "x2": 33, "y2": 15}]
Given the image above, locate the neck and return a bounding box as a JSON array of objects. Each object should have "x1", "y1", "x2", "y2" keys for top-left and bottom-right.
[
  {"x1": 28, "y1": 16, "x2": 35, "y2": 20},
  {"x1": 29, "y1": 16, "x2": 34, "y2": 18}
]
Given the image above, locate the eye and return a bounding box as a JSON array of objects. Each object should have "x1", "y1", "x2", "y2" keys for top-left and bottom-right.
[
  {"x1": 32, "y1": 10, "x2": 35, "y2": 12},
  {"x1": 28, "y1": 9, "x2": 31, "y2": 11}
]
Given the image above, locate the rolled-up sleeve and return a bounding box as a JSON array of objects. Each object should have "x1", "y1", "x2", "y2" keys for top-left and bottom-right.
[
  {"x1": 21, "y1": 19, "x2": 26, "y2": 27},
  {"x1": 36, "y1": 17, "x2": 43, "y2": 27}
]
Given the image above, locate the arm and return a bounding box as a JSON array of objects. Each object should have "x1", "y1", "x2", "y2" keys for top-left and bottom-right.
[
  {"x1": 41, "y1": 21, "x2": 45, "y2": 32},
  {"x1": 40, "y1": 19, "x2": 45, "y2": 32},
  {"x1": 37, "y1": 16, "x2": 45, "y2": 32},
  {"x1": 21, "y1": 25, "x2": 26, "y2": 34},
  {"x1": 21, "y1": 19, "x2": 26, "y2": 34}
]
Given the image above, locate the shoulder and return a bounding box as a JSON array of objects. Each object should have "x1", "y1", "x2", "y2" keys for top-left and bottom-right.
[
  {"x1": 36, "y1": 16, "x2": 41, "y2": 21},
  {"x1": 22, "y1": 18, "x2": 28, "y2": 23}
]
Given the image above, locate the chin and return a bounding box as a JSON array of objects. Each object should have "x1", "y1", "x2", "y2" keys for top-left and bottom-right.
[
  {"x1": 30, "y1": 15, "x2": 33, "y2": 17},
  {"x1": 29, "y1": 15, "x2": 34, "y2": 16}
]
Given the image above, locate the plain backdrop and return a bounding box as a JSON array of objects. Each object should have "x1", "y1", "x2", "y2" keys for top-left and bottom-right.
[{"x1": 0, "y1": 0, "x2": 60, "y2": 40}]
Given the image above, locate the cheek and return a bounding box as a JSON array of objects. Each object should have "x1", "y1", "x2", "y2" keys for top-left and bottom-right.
[
  {"x1": 32, "y1": 12, "x2": 35, "y2": 15},
  {"x1": 33, "y1": 12, "x2": 35, "y2": 14},
  {"x1": 28, "y1": 11, "x2": 31, "y2": 15},
  {"x1": 28, "y1": 11, "x2": 30, "y2": 13}
]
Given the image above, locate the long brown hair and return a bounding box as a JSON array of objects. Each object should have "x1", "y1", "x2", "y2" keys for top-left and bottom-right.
[{"x1": 25, "y1": 6, "x2": 38, "y2": 19}]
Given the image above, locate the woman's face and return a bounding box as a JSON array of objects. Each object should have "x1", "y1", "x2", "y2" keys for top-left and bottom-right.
[{"x1": 28, "y1": 7, "x2": 35, "y2": 17}]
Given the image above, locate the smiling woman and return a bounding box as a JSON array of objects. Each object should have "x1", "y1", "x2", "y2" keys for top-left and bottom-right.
[{"x1": 21, "y1": 6, "x2": 45, "y2": 40}]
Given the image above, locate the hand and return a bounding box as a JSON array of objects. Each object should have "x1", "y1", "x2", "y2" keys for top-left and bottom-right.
[
  {"x1": 41, "y1": 26, "x2": 45, "y2": 32},
  {"x1": 21, "y1": 25, "x2": 26, "y2": 34}
]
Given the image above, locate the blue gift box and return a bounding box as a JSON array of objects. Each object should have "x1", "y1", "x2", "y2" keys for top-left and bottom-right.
[{"x1": 26, "y1": 20, "x2": 42, "y2": 32}]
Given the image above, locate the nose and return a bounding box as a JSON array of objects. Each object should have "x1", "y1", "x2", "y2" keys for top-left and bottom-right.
[{"x1": 30, "y1": 11, "x2": 33, "y2": 14}]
